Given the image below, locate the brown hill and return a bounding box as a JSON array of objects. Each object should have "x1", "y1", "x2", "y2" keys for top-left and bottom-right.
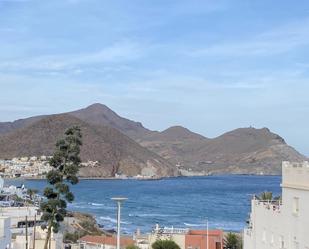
[
  {"x1": 0, "y1": 104, "x2": 306, "y2": 175},
  {"x1": 139, "y1": 126, "x2": 209, "y2": 164},
  {"x1": 140, "y1": 127, "x2": 306, "y2": 175},
  {"x1": 0, "y1": 114, "x2": 176, "y2": 178},
  {"x1": 0, "y1": 116, "x2": 44, "y2": 134},
  {"x1": 0, "y1": 103, "x2": 152, "y2": 139},
  {"x1": 69, "y1": 103, "x2": 153, "y2": 139}
]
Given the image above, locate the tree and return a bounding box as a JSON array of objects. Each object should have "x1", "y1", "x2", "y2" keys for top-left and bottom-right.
[
  {"x1": 256, "y1": 191, "x2": 281, "y2": 202},
  {"x1": 27, "y1": 188, "x2": 38, "y2": 200},
  {"x1": 259, "y1": 191, "x2": 273, "y2": 201},
  {"x1": 224, "y1": 232, "x2": 242, "y2": 249},
  {"x1": 152, "y1": 240, "x2": 180, "y2": 249},
  {"x1": 40, "y1": 126, "x2": 82, "y2": 249}
]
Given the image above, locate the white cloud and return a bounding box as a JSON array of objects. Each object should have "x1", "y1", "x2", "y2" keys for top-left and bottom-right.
[
  {"x1": 0, "y1": 40, "x2": 143, "y2": 73},
  {"x1": 187, "y1": 18, "x2": 309, "y2": 57}
]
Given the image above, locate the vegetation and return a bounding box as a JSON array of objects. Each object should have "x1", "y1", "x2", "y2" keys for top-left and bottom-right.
[
  {"x1": 224, "y1": 232, "x2": 242, "y2": 249},
  {"x1": 63, "y1": 231, "x2": 80, "y2": 243},
  {"x1": 40, "y1": 126, "x2": 82, "y2": 249},
  {"x1": 62, "y1": 212, "x2": 103, "y2": 243},
  {"x1": 152, "y1": 240, "x2": 180, "y2": 249},
  {"x1": 27, "y1": 188, "x2": 38, "y2": 200},
  {"x1": 256, "y1": 191, "x2": 281, "y2": 202},
  {"x1": 11, "y1": 194, "x2": 23, "y2": 202},
  {"x1": 126, "y1": 245, "x2": 140, "y2": 249}
]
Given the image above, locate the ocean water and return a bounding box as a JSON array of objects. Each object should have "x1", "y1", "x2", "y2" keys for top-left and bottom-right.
[{"x1": 7, "y1": 175, "x2": 281, "y2": 234}]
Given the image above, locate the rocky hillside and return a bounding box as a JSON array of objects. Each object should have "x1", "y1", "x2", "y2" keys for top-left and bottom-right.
[
  {"x1": 0, "y1": 103, "x2": 152, "y2": 139},
  {"x1": 138, "y1": 126, "x2": 209, "y2": 164},
  {"x1": 69, "y1": 103, "x2": 153, "y2": 139},
  {"x1": 142, "y1": 127, "x2": 306, "y2": 175},
  {"x1": 0, "y1": 103, "x2": 306, "y2": 175},
  {"x1": 0, "y1": 114, "x2": 176, "y2": 178}
]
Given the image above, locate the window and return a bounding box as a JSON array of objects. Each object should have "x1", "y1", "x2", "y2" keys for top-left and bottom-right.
[
  {"x1": 262, "y1": 229, "x2": 266, "y2": 243},
  {"x1": 294, "y1": 241, "x2": 300, "y2": 249},
  {"x1": 279, "y1": 236, "x2": 284, "y2": 249},
  {"x1": 293, "y1": 197, "x2": 299, "y2": 215},
  {"x1": 270, "y1": 233, "x2": 274, "y2": 245}
]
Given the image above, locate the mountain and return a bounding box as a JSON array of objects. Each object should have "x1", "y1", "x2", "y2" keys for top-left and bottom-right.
[
  {"x1": 0, "y1": 114, "x2": 176, "y2": 178},
  {"x1": 0, "y1": 103, "x2": 152, "y2": 139},
  {"x1": 0, "y1": 115, "x2": 45, "y2": 134},
  {"x1": 69, "y1": 103, "x2": 153, "y2": 139},
  {"x1": 140, "y1": 127, "x2": 306, "y2": 175},
  {"x1": 138, "y1": 126, "x2": 209, "y2": 165},
  {"x1": 0, "y1": 103, "x2": 306, "y2": 175}
]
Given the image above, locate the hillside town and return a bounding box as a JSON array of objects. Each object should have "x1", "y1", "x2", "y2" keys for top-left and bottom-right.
[
  {"x1": 0, "y1": 157, "x2": 52, "y2": 178},
  {"x1": 0, "y1": 161, "x2": 308, "y2": 249}
]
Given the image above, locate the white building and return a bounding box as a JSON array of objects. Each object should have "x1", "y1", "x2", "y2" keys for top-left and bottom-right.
[
  {"x1": 12, "y1": 226, "x2": 63, "y2": 249},
  {"x1": 0, "y1": 216, "x2": 11, "y2": 249},
  {"x1": 78, "y1": 235, "x2": 134, "y2": 249},
  {"x1": 244, "y1": 161, "x2": 309, "y2": 249}
]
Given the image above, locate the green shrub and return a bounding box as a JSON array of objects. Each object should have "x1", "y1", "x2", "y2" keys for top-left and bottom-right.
[{"x1": 152, "y1": 240, "x2": 180, "y2": 249}]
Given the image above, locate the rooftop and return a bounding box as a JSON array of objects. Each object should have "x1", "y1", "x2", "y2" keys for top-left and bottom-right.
[{"x1": 79, "y1": 235, "x2": 134, "y2": 247}]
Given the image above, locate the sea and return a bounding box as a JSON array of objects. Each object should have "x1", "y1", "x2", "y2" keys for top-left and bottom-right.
[{"x1": 7, "y1": 175, "x2": 281, "y2": 234}]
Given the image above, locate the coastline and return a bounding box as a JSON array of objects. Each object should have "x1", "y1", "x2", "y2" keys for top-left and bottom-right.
[{"x1": 3, "y1": 173, "x2": 282, "y2": 181}]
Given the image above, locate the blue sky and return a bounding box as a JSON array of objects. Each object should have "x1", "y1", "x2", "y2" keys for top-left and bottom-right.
[{"x1": 0, "y1": 0, "x2": 309, "y2": 155}]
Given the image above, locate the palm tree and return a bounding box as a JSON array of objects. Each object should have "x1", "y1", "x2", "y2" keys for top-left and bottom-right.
[
  {"x1": 224, "y1": 232, "x2": 242, "y2": 249},
  {"x1": 256, "y1": 191, "x2": 281, "y2": 202},
  {"x1": 259, "y1": 191, "x2": 273, "y2": 201}
]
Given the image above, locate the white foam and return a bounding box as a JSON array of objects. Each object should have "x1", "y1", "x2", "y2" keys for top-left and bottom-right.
[
  {"x1": 184, "y1": 223, "x2": 205, "y2": 227},
  {"x1": 99, "y1": 216, "x2": 131, "y2": 224},
  {"x1": 89, "y1": 202, "x2": 104, "y2": 206},
  {"x1": 129, "y1": 213, "x2": 179, "y2": 218}
]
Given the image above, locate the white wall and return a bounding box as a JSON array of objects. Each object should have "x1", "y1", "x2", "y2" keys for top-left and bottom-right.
[
  {"x1": 0, "y1": 217, "x2": 11, "y2": 249},
  {"x1": 244, "y1": 162, "x2": 309, "y2": 249}
]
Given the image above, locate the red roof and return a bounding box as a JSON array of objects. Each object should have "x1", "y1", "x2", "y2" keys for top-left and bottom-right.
[
  {"x1": 188, "y1": 230, "x2": 223, "y2": 236},
  {"x1": 79, "y1": 235, "x2": 134, "y2": 247}
]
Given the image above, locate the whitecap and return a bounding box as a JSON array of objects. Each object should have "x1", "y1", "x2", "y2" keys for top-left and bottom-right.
[
  {"x1": 129, "y1": 213, "x2": 179, "y2": 218},
  {"x1": 89, "y1": 202, "x2": 104, "y2": 206},
  {"x1": 99, "y1": 216, "x2": 131, "y2": 225},
  {"x1": 184, "y1": 223, "x2": 205, "y2": 227}
]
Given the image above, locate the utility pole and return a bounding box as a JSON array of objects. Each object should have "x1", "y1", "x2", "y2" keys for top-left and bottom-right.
[
  {"x1": 26, "y1": 216, "x2": 28, "y2": 249},
  {"x1": 49, "y1": 233, "x2": 51, "y2": 249},
  {"x1": 206, "y1": 218, "x2": 209, "y2": 249},
  {"x1": 33, "y1": 214, "x2": 36, "y2": 249}
]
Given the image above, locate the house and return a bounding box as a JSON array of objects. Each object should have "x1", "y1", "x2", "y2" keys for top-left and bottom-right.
[
  {"x1": 78, "y1": 235, "x2": 135, "y2": 249},
  {"x1": 12, "y1": 226, "x2": 63, "y2": 249},
  {"x1": 244, "y1": 161, "x2": 309, "y2": 249},
  {"x1": 148, "y1": 225, "x2": 223, "y2": 249},
  {"x1": 185, "y1": 230, "x2": 223, "y2": 249},
  {"x1": 0, "y1": 206, "x2": 41, "y2": 234}
]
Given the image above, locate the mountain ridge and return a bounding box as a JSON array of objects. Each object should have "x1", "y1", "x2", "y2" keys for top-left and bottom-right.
[
  {"x1": 0, "y1": 103, "x2": 306, "y2": 175},
  {"x1": 0, "y1": 114, "x2": 176, "y2": 178}
]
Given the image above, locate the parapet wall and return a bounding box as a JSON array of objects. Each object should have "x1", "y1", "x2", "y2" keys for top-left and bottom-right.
[{"x1": 282, "y1": 161, "x2": 309, "y2": 190}]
